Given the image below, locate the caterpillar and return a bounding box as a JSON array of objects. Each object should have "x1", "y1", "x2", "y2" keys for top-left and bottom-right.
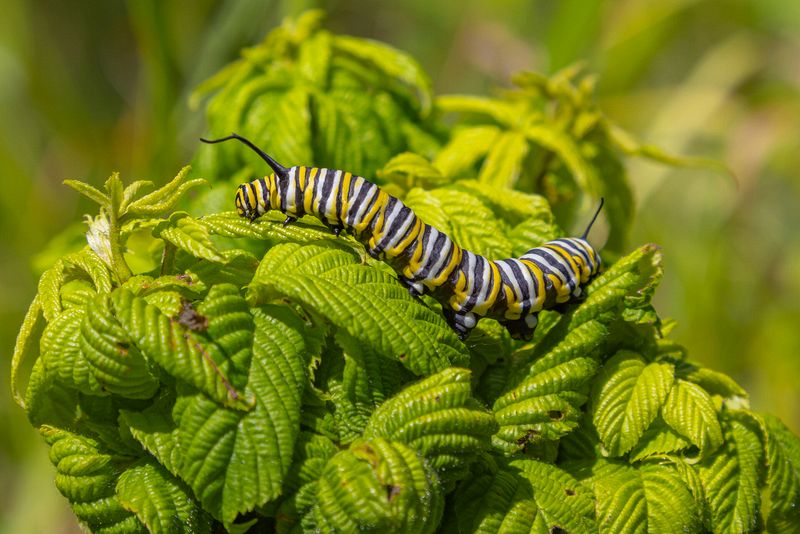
[{"x1": 200, "y1": 133, "x2": 603, "y2": 341}]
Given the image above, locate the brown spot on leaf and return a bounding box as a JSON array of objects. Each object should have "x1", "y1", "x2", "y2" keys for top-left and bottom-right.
[
  {"x1": 387, "y1": 485, "x2": 401, "y2": 501},
  {"x1": 565, "y1": 488, "x2": 575, "y2": 496},
  {"x1": 177, "y1": 300, "x2": 208, "y2": 332}
]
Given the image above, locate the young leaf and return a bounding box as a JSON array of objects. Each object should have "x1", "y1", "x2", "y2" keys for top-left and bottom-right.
[
  {"x1": 378, "y1": 152, "x2": 448, "y2": 190},
  {"x1": 661, "y1": 378, "x2": 724, "y2": 459},
  {"x1": 153, "y1": 213, "x2": 225, "y2": 264},
  {"x1": 591, "y1": 351, "x2": 674, "y2": 457},
  {"x1": 364, "y1": 367, "x2": 497, "y2": 484},
  {"x1": 116, "y1": 458, "x2": 213, "y2": 534},
  {"x1": 247, "y1": 242, "x2": 467, "y2": 376},
  {"x1": 120, "y1": 392, "x2": 183, "y2": 476},
  {"x1": 762, "y1": 414, "x2": 800, "y2": 530},
  {"x1": 111, "y1": 288, "x2": 250, "y2": 409},
  {"x1": 80, "y1": 293, "x2": 160, "y2": 399},
  {"x1": 124, "y1": 167, "x2": 206, "y2": 217},
  {"x1": 696, "y1": 410, "x2": 765, "y2": 533},
  {"x1": 63, "y1": 179, "x2": 111, "y2": 206},
  {"x1": 11, "y1": 296, "x2": 45, "y2": 408},
  {"x1": 41, "y1": 426, "x2": 145, "y2": 533},
  {"x1": 175, "y1": 305, "x2": 310, "y2": 523},
  {"x1": 454, "y1": 458, "x2": 595, "y2": 533},
  {"x1": 568, "y1": 459, "x2": 702, "y2": 533},
  {"x1": 477, "y1": 131, "x2": 529, "y2": 189},
  {"x1": 312, "y1": 438, "x2": 443, "y2": 533},
  {"x1": 432, "y1": 126, "x2": 499, "y2": 179}
]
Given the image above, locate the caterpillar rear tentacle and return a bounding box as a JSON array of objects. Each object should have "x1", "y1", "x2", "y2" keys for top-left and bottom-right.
[{"x1": 201, "y1": 134, "x2": 603, "y2": 341}]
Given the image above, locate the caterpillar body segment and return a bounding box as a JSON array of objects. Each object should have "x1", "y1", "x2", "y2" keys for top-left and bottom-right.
[{"x1": 202, "y1": 134, "x2": 603, "y2": 340}]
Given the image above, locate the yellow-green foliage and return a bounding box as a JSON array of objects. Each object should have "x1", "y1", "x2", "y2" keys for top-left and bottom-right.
[{"x1": 11, "y1": 12, "x2": 800, "y2": 533}]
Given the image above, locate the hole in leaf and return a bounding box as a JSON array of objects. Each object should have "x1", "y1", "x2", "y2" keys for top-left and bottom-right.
[
  {"x1": 516, "y1": 429, "x2": 539, "y2": 446},
  {"x1": 549, "y1": 526, "x2": 567, "y2": 534},
  {"x1": 386, "y1": 485, "x2": 401, "y2": 501},
  {"x1": 565, "y1": 488, "x2": 575, "y2": 496},
  {"x1": 548, "y1": 410, "x2": 564, "y2": 421}
]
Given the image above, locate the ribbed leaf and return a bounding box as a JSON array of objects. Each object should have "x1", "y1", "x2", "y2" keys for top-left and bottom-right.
[
  {"x1": 763, "y1": 414, "x2": 800, "y2": 531},
  {"x1": 364, "y1": 368, "x2": 497, "y2": 484},
  {"x1": 201, "y1": 210, "x2": 333, "y2": 244},
  {"x1": 120, "y1": 392, "x2": 182, "y2": 476},
  {"x1": 312, "y1": 438, "x2": 443, "y2": 534},
  {"x1": 570, "y1": 459, "x2": 702, "y2": 533},
  {"x1": 24, "y1": 357, "x2": 78, "y2": 429},
  {"x1": 125, "y1": 166, "x2": 206, "y2": 217},
  {"x1": 478, "y1": 131, "x2": 529, "y2": 189},
  {"x1": 41, "y1": 426, "x2": 145, "y2": 533},
  {"x1": 65, "y1": 248, "x2": 113, "y2": 294},
  {"x1": 41, "y1": 305, "x2": 102, "y2": 395},
  {"x1": 247, "y1": 242, "x2": 467, "y2": 375},
  {"x1": 454, "y1": 458, "x2": 595, "y2": 533},
  {"x1": 333, "y1": 35, "x2": 432, "y2": 112},
  {"x1": 524, "y1": 123, "x2": 598, "y2": 197},
  {"x1": 591, "y1": 351, "x2": 674, "y2": 457},
  {"x1": 628, "y1": 418, "x2": 692, "y2": 462},
  {"x1": 63, "y1": 179, "x2": 111, "y2": 206},
  {"x1": 116, "y1": 458, "x2": 212, "y2": 534},
  {"x1": 11, "y1": 296, "x2": 45, "y2": 407},
  {"x1": 111, "y1": 288, "x2": 250, "y2": 409},
  {"x1": 175, "y1": 305, "x2": 309, "y2": 523},
  {"x1": 404, "y1": 186, "x2": 514, "y2": 258},
  {"x1": 378, "y1": 152, "x2": 448, "y2": 190},
  {"x1": 80, "y1": 293, "x2": 159, "y2": 399},
  {"x1": 38, "y1": 259, "x2": 66, "y2": 321},
  {"x1": 696, "y1": 410, "x2": 765, "y2": 533},
  {"x1": 676, "y1": 360, "x2": 749, "y2": 405},
  {"x1": 662, "y1": 378, "x2": 723, "y2": 459},
  {"x1": 153, "y1": 212, "x2": 224, "y2": 263},
  {"x1": 433, "y1": 125, "x2": 499, "y2": 178},
  {"x1": 492, "y1": 320, "x2": 605, "y2": 453},
  {"x1": 435, "y1": 95, "x2": 520, "y2": 125}
]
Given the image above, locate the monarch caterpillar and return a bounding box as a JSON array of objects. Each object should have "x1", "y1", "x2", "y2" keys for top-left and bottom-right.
[{"x1": 201, "y1": 133, "x2": 603, "y2": 340}]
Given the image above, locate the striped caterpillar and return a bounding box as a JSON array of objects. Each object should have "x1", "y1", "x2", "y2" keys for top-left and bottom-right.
[{"x1": 201, "y1": 134, "x2": 603, "y2": 340}]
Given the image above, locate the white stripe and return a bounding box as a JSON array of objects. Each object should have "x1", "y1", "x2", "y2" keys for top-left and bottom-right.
[
  {"x1": 323, "y1": 170, "x2": 341, "y2": 222},
  {"x1": 285, "y1": 167, "x2": 297, "y2": 213}
]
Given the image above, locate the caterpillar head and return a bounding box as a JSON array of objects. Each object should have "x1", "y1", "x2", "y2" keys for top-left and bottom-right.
[{"x1": 234, "y1": 182, "x2": 265, "y2": 221}]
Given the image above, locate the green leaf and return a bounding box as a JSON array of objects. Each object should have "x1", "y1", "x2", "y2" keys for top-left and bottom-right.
[
  {"x1": 247, "y1": 242, "x2": 467, "y2": 376},
  {"x1": 124, "y1": 166, "x2": 206, "y2": 217},
  {"x1": 570, "y1": 459, "x2": 702, "y2": 533},
  {"x1": 116, "y1": 458, "x2": 213, "y2": 534},
  {"x1": 364, "y1": 368, "x2": 497, "y2": 484},
  {"x1": 378, "y1": 152, "x2": 448, "y2": 190},
  {"x1": 763, "y1": 414, "x2": 800, "y2": 531},
  {"x1": 628, "y1": 418, "x2": 692, "y2": 462},
  {"x1": 524, "y1": 123, "x2": 599, "y2": 197},
  {"x1": 41, "y1": 426, "x2": 145, "y2": 533},
  {"x1": 11, "y1": 296, "x2": 45, "y2": 408},
  {"x1": 41, "y1": 305, "x2": 103, "y2": 395},
  {"x1": 492, "y1": 320, "x2": 605, "y2": 453},
  {"x1": 661, "y1": 378, "x2": 723, "y2": 459},
  {"x1": 63, "y1": 179, "x2": 111, "y2": 206},
  {"x1": 333, "y1": 35, "x2": 432, "y2": 112},
  {"x1": 201, "y1": 210, "x2": 333, "y2": 245},
  {"x1": 591, "y1": 351, "x2": 674, "y2": 457},
  {"x1": 38, "y1": 259, "x2": 66, "y2": 321},
  {"x1": 175, "y1": 305, "x2": 309, "y2": 523},
  {"x1": 312, "y1": 438, "x2": 443, "y2": 534},
  {"x1": 154, "y1": 212, "x2": 225, "y2": 263},
  {"x1": 696, "y1": 410, "x2": 765, "y2": 533},
  {"x1": 454, "y1": 458, "x2": 595, "y2": 533},
  {"x1": 433, "y1": 126, "x2": 499, "y2": 179},
  {"x1": 110, "y1": 288, "x2": 250, "y2": 409},
  {"x1": 120, "y1": 392, "x2": 182, "y2": 476},
  {"x1": 435, "y1": 95, "x2": 520, "y2": 125},
  {"x1": 478, "y1": 131, "x2": 529, "y2": 189},
  {"x1": 403, "y1": 186, "x2": 514, "y2": 258},
  {"x1": 80, "y1": 293, "x2": 160, "y2": 399},
  {"x1": 24, "y1": 357, "x2": 78, "y2": 429}
]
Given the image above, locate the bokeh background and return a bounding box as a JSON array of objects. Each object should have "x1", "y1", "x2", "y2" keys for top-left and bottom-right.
[{"x1": 1, "y1": 0, "x2": 798, "y2": 531}]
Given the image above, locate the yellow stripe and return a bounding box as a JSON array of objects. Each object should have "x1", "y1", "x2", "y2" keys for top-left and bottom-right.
[
  {"x1": 520, "y1": 259, "x2": 546, "y2": 310},
  {"x1": 339, "y1": 172, "x2": 353, "y2": 221},
  {"x1": 429, "y1": 245, "x2": 462, "y2": 287},
  {"x1": 473, "y1": 263, "x2": 502, "y2": 315},
  {"x1": 303, "y1": 170, "x2": 316, "y2": 214},
  {"x1": 356, "y1": 190, "x2": 388, "y2": 233},
  {"x1": 388, "y1": 218, "x2": 423, "y2": 258},
  {"x1": 269, "y1": 174, "x2": 280, "y2": 209},
  {"x1": 543, "y1": 244, "x2": 580, "y2": 281}
]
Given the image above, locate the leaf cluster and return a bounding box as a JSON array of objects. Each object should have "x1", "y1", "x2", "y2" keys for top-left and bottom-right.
[{"x1": 12, "y1": 11, "x2": 800, "y2": 534}]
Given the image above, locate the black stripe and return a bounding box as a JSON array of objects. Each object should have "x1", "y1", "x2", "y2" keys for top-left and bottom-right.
[
  {"x1": 259, "y1": 179, "x2": 269, "y2": 210},
  {"x1": 319, "y1": 170, "x2": 336, "y2": 219}
]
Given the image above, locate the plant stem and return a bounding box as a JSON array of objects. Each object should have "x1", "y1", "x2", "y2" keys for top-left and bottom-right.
[{"x1": 108, "y1": 202, "x2": 133, "y2": 283}]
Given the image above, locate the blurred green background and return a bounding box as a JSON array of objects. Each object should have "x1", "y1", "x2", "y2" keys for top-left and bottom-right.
[{"x1": 2, "y1": 0, "x2": 798, "y2": 531}]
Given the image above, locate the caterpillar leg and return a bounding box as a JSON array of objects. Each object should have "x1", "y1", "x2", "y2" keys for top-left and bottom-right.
[
  {"x1": 283, "y1": 216, "x2": 297, "y2": 226},
  {"x1": 503, "y1": 313, "x2": 538, "y2": 341},
  {"x1": 442, "y1": 308, "x2": 477, "y2": 341},
  {"x1": 398, "y1": 276, "x2": 425, "y2": 297}
]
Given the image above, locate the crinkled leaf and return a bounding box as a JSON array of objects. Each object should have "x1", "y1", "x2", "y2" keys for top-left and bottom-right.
[
  {"x1": 763, "y1": 414, "x2": 800, "y2": 531},
  {"x1": 454, "y1": 458, "x2": 595, "y2": 533},
  {"x1": 591, "y1": 350, "x2": 674, "y2": 457},
  {"x1": 64, "y1": 179, "x2": 111, "y2": 206},
  {"x1": 312, "y1": 438, "x2": 443, "y2": 534},
  {"x1": 696, "y1": 410, "x2": 765, "y2": 533},
  {"x1": 116, "y1": 458, "x2": 213, "y2": 534},
  {"x1": 41, "y1": 426, "x2": 145, "y2": 533},
  {"x1": 154, "y1": 212, "x2": 224, "y2": 263},
  {"x1": 80, "y1": 293, "x2": 159, "y2": 399},
  {"x1": 433, "y1": 125, "x2": 499, "y2": 179},
  {"x1": 478, "y1": 131, "x2": 529, "y2": 189},
  {"x1": 661, "y1": 378, "x2": 723, "y2": 459},
  {"x1": 175, "y1": 305, "x2": 309, "y2": 523},
  {"x1": 378, "y1": 152, "x2": 448, "y2": 190},
  {"x1": 125, "y1": 166, "x2": 206, "y2": 217},
  {"x1": 111, "y1": 288, "x2": 250, "y2": 409},
  {"x1": 364, "y1": 368, "x2": 497, "y2": 483},
  {"x1": 247, "y1": 242, "x2": 467, "y2": 375},
  {"x1": 11, "y1": 296, "x2": 45, "y2": 407}
]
